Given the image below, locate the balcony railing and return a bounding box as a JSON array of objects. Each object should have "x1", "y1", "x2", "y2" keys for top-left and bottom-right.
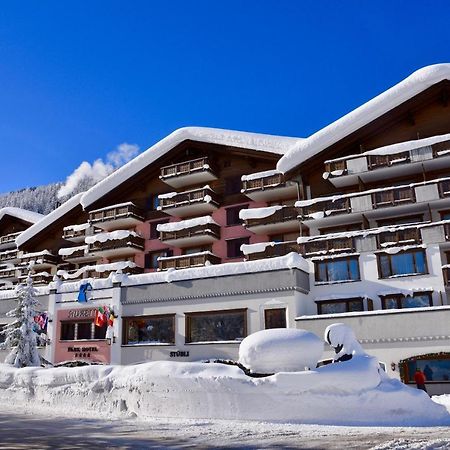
[
  {"x1": 0, "y1": 249, "x2": 19, "y2": 263},
  {"x1": 243, "y1": 206, "x2": 299, "y2": 229},
  {"x1": 0, "y1": 231, "x2": 22, "y2": 246},
  {"x1": 377, "y1": 228, "x2": 421, "y2": 248},
  {"x1": 158, "y1": 187, "x2": 220, "y2": 216},
  {"x1": 89, "y1": 203, "x2": 145, "y2": 231},
  {"x1": 372, "y1": 187, "x2": 415, "y2": 209},
  {"x1": 431, "y1": 139, "x2": 450, "y2": 158},
  {"x1": 0, "y1": 268, "x2": 17, "y2": 279},
  {"x1": 159, "y1": 223, "x2": 221, "y2": 244},
  {"x1": 20, "y1": 252, "x2": 59, "y2": 267},
  {"x1": 87, "y1": 235, "x2": 145, "y2": 255},
  {"x1": 368, "y1": 152, "x2": 410, "y2": 170},
  {"x1": 158, "y1": 252, "x2": 221, "y2": 271},
  {"x1": 299, "y1": 197, "x2": 351, "y2": 219},
  {"x1": 241, "y1": 172, "x2": 298, "y2": 201},
  {"x1": 246, "y1": 241, "x2": 301, "y2": 261},
  {"x1": 159, "y1": 157, "x2": 218, "y2": 188},
  {"x1": 323, "y1": 160, "x2": 347, "y2": 175},
  {"x1": 299, "y1": 237, "x2": 355, "y2": 256}
]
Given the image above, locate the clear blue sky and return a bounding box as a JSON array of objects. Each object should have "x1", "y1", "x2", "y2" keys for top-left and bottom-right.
[{"x1": 1, "y1": 1, "x2": 449, "y2": 193}]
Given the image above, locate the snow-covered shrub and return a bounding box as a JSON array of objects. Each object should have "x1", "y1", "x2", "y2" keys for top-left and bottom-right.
[
  {"x1": 238, "y1": 328, "x2": 323, "y2": 373},
  {"x1": 0, "y1": 270, "x2": 41, "y2": 367}
]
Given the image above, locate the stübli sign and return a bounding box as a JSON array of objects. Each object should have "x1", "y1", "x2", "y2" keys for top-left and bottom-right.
[
  {"x1": 170, "y1": 350, "x2": 190, "y2": 358},
  {"x1": 67, "y1": 309, "x2": 96, "y2": 319}
]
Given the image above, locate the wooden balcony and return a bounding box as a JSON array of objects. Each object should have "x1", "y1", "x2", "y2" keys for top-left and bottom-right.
[
  {"x1": 299, "y1": 197, "x2": 351, "y2": 220},
  {"x1": 0, "y1": 267, "x2": 18, "y2": 281},
  {"x1": 87, "y1": 235, "x2": 145, "y2": 259},
  {"x1": 372, "y1": 187, "x2": 415, "y2": 209},
  {"x1": 59, "y1": 245, "x2": 97, "y2": 264},
  {"x1": 159, "y1": 223, "x2": 221, "y2": 248},
  {"x1": 299, "y1": 237, "x2": 355, "y2": 256},
  {"x1": 243, "y1": 206, "x2": 300, "y2": 234},
  {"x1": 18, "y1": 270, "x2": 53, "y2": 285},
  {"x1": 377, "y1": 228, "x2": 421, "y2": 249},
  {"x1": 158, "y1": 252, "x2": 221, "y2": 271},
  {"x1": 0, "y1": 231, "x2": 22, "y2": 250},
  {"x1": 20, "y1": 251, "x2": 59, "y2": 269},
  {"x1": 158, "y1": 187, "x2": 220, "y2": 218},
  {"x1": 246, "y1": 241, "x2": 301, "y2": 261},
  {"x1": 0, "y1": 249, "x2": 20, "y2": 263},
  {"x1": 368, "y1": 152, "x2": 411, "y2": 170},
  {"x1": 60, "y1": 264, "x2": 144, "y2": 280},
  {"x1": 62, "y1": 223, "x2": 91, "y2": 242},
  {"x1": 242, "y1": 172, "x2": 298, "y2": 201},
  {"x1": 160, "y1": 157, "x2": 218, "y2": 189},
  {"x1": 89, "y1": 203, "x2": 145, "y2": 232}
]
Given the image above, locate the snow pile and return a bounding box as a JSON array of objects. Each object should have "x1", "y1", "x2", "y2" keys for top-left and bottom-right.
[
  {"x1": 0, "y1": 207, "x2": 43, "y2": 225},
  {"x1": 241, "y1": 169, "x2": 281, "y2": 182},
  {"x1": 156, "y1": 216, "x2": 218, "y2": 232},
  {"x1": 84, "y1": 230, "x2": 140, "y2": 244},
  {"x1": 0, "y1": 355, "x2": 448, "y2": 426},
  {"x1": 63, "y1": 223, "x2": 90, "y2": 232},
  {"x1": 239, "y1": 329, "x2": 323, "y2": 373},
  {"x1": 58, "y1": 245, "x2": 88, "y2": 256},
  {"x1": 239, "y1": 205, "x2": 283, "y2": 221}
]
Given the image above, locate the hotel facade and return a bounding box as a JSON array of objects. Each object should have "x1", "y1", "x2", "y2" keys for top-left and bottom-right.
[{"x1": 1, "y1": 64, "x2": 450, "y2": 395}]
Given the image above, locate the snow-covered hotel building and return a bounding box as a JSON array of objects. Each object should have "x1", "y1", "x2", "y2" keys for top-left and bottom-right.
[{"x1": 1, "y1": 64, "x2": 450, "y2": 394}]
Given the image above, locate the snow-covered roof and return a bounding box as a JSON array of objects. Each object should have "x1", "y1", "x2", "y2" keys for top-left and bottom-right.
[
  {"x1": 16, "y1": 193, "x2": 84, "y2": 248},
  {"x1": 0, "y1": 207, "x2": 43, "y2": 225},
  {"x1": 81, "y1": 127, "x2": 302, "y2": 209},
  {"x1": 277, "y1": 64, "x2": 450, "y2": 173}
]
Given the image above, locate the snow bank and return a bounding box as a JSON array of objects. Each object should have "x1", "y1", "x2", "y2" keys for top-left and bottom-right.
[
  {"x1": 0, "y1": 356, "x2": 448, "y2": 426},
  {"x1": 239, "y1": 329, "x2": 323, "y2": 373}
]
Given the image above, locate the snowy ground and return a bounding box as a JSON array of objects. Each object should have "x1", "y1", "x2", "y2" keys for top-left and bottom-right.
[{"x1": 0, "y1": 401, "x2": 450, "y2": 449}]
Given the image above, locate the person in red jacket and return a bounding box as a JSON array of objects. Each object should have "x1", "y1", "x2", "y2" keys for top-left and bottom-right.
[{"x1": 414, "y1": 368, "x2": 428, "y2": 393}]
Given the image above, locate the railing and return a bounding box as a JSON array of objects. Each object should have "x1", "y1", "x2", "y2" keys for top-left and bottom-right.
[
  {"x1": 0, "y1": 231, "x2": 22, "y2": 246},
  {"x1": 244, "y1": 206, "x2": 299, "y2": 228},
  {"x1": 60, "y1": 248, "x2": 88, "y2": 260},
  {"x1": 377, "y1": 228, "x2": 421, "y2": 249},
  {"x1": 160, "y1": 157, "x2": 215, "y2": 179},
  {"x1": 0, "y1": 268, "x2": 17, "y2": 279},
  {"x1": 63, "y1": 227, "x2": 87, "y2": 240},
  {"x1": 159, "y1": 223, "x2": 220, "y2": 243},
  {"x1": 158, "y1": 253, "x2": 221, "y2": 271},
  {"x1": 20, "y1": 253, "x2": 59, "y2": 266},
  {"x1": 158, "y1": 187, "x2": 220, "y2": 210},
  {"x1": 89, "y1": 203, "x2": 144, "y2": 225},
  {"x1": 88, "y1": 236, "x2": 145, "y2": 254},
  {"x1": 438, "y1": 180, "x2": 450, "y2": 198},
  {"x1": 372, "y1": 187, "x2": 415, "y2": 208},
  {"x1": 368, "y1": 152, "x2": 410, "y2": 170},
  {"x1": 431, "y1": 139, "x2": 450, "y2": 158},
  {"x1": 246, "y1": 241, "x2": 301, "y2": 261},
  {"x1": 242, "y1": 173, "x2": 287, "y2": 192},
  {"x1": 299, "y1": 237, "x2": 355, "y2": 256},
  {"x1": 324, "y1": 160, "x2": 347, "y2": 175},
  {"x1": 299, "y1": 197, "x2": 351, "y2": 219},
  {"x1": 0, "y1": 250, "x2": 19, "y2": 262},
  {"x1": 443, "y1": 267, "x2": 450, "y2": 286}
]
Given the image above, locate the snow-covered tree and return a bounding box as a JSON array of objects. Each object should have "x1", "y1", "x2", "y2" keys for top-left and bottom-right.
[{"x1": 0, "y1": 268, "x2": 41, "y2": 367}]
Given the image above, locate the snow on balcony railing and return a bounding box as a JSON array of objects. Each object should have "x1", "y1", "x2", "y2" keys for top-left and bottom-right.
[
  {"x1": 240, "y1": 206, "x2": 299, "y2": 228},
  {"x1": 241, "y1": 241, "x2": 301, "y2": 261},
  {"x1": 157, "y1": 186, "x2": 220, "y2": 210},
  {"x1": 57, "y1": 261, "x2": 141, "y2": 280},
  {"x1": 20, "y1": 250, "x2": 58, "y2": 266},
  {"x1": 62, "y1": 223, "x2": 90, "y2": 240},
  {"x1": 157, "y1": 216, "x2": 220, "y2": 242},
  {"x1": 0, "y1": 231, "x2": 22, "y2": 246},
  {"x1": 241, "y1": 170, "x2": 286, "y2": 191}
]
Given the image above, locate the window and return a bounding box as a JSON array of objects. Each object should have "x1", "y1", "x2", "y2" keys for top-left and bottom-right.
[
  {"x1": 60, "y1": 321, "x2": 106, "y2": 341},
  {"x1": 123, "y1": 315, "x2": 175, "y2": 345},
  {"x1": 226, "y1": 204, "x2": 247, "y2": 226},
  {"x1": 381, "y1": 292, "x2": 432, "y2": 309},
  {"x1": 145, "y1": 249, "x2": 173, "y2": 269},
  {"x1": 226, "y1": 237, "x2": 249, "y2": 258},
  {"x1": 314, "y1": 257, "x2": 360, "y2": 283},
  {"x1": 0, "y1": 324, "x2": 5, "y2": 344},
  {"x1": 146, "y1": 194, "x2": 160, "y2": 211},
  {"x1": 378, "y1": 249, "x2": 427, "y2": 278},
  {"x1": 316, "y1": 298, "x2": 364, "y2": 315},
  {"x1": 150, "y1": 219, "x2": 169, "y2": 240},
  {"x1": 264, "y1": 308, "x2": 287, "y2": 329},
  {"x1": 224, "y1": 176, "x2": 242, "y2": 195},
  {"x1": 186, "y1": 309, "x2": 247, "y2": 343},
  {"x1": 401, "y1": 353, "x2": 450, "y2": 383}
]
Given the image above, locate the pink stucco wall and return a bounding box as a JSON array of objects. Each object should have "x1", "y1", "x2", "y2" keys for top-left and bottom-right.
[
  {"x1": 54, "y1": 308, "x2": 111, "y2": 364},
  {"x1": 134, "y1": 200, "x2": 269, "y2": 270}
]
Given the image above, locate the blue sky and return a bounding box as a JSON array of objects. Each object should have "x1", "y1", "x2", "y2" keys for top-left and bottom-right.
[{"x1": 1, "y1": 1, "x2": 450, "y2": 193}]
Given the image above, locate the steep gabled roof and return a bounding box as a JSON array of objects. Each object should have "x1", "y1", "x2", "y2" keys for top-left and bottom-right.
[
  {"x1": 15, "y1": 193, "x2": 83, "y2": 248},
  {"x1": 0, "y1": 207, "x2": 43, "y2": 225},
  {"x1": 81, "y1": 126, "x2": 302, "y2": 209},
  {"x1": 277, "y1": 63, "x2": 450, "y2": 174}
]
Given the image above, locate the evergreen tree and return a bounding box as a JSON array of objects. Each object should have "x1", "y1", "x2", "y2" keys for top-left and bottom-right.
[{"x1": 1, "y1": 267, "x2": 41, "y2": 367}]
